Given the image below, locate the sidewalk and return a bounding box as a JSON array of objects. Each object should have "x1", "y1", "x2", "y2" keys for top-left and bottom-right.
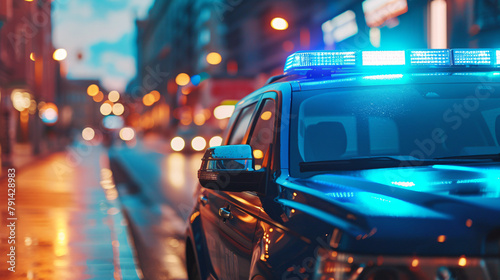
[{"x1": 0, "y1": 143, "x2": 142, "y2": 279}]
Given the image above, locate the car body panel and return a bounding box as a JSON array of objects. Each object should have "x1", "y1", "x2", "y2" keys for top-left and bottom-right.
[{"x1": 187, "y1": 69, "x2": 500, "y2": 280}]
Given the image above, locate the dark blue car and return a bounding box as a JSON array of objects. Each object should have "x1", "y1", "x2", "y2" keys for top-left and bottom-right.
[{"x1": 186, "y1": 49, "x2": 500, "y2": 280}]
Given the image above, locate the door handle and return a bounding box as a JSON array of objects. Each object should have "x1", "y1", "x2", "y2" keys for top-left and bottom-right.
[
  {"x1": 218, "y1": 207, "x2": 232, "y2": 220},
  {"x1": 199, "y1": 195, "x2": 208, "y2": 206}
]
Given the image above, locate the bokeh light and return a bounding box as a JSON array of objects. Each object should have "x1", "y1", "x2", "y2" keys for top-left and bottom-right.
[
  {"x1": 108, "y1": 91, "x2": 120, "y2": 102},
  {"x1": 150, "y1": 90, "x2": 161, "y2": 102},
  {"x1": 206, "y1": 52, "x2": 222, "y2": 65},
  {"x1": 82, "y1": 127, "x2": 95, "y2": 141},
  {"x1": 53, "y1": 48, "x2": 67, "y2": 61},
  {"x1": 30, "y1": 52, "x2": 35, "y2": 61},
  {"x1": 194, "y1": 113, "x2": 206, "y2": 126},
  {"x1": 93, "y1": 91, "x2": 104, "y2": 102},
  {"x1": 11, "y1": 91, "x2": 31, "y2": 112},
  {"x1": 100, "y1": 103, "x2": 112, "y2": 116},
  {"x1": 112, "y1": 103, "x2": 125, "y2": 116},
  {"x1": 39, "y1": 103, "x2": 58, "y2": 125},
  {"x1": 213, "y1": 105, "x2": 235, "y2": 120},
  {"x1": 191, "y1": 136, "x2": 207, "y2": 152},
  {"x1": 271, "y1": 17, "x2": 288, "y2": 30},
  {"x1": 119, "y1": 127, "x2": 135, "y2": 141},
  {"x1": 87, "y1": 84, "x2": 99, "y2": 96},
  {"x1": 175, "y1": 73, "x2": 190, "y2": 86},
  {"x1": 142, "y1": 93, "x2": 155, "y2": 106},
  {"x1": 209, "y1": 136, "x2": 223, "y2": 147},
  {"x1": 171, "y1": 137, "x2": 185, "y2": 152}
]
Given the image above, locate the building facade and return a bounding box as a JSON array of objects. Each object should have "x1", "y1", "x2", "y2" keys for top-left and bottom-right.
[{"x1": 0, "y1": 0, "x2": 58, "y2": 168}]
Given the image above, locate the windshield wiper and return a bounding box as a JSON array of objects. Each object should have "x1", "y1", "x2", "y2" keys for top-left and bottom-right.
[{"x1": 299, "y1": 156, "x2": 492, "y2": 172}]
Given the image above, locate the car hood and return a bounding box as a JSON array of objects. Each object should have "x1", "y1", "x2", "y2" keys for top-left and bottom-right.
[{"x1": 279, "y1": 162, "x2": 500, "y2": 256}]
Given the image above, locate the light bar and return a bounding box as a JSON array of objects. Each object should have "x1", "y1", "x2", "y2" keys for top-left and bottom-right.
[
  {"x1": 453, "y1": 49, "x2": 491, "y2": 65},
  {"x1": 362, "y1": 51, "x2": 405, "y2": 66},
  {"x1": 410, "y1": 50, "x2": 451, "y2": 66},
  {"x1": 284, "y1": 51, "x2": 356, "y2": 72},
  {"x1": 283, "y1": 49, "x2": 500, "y2": 73}
]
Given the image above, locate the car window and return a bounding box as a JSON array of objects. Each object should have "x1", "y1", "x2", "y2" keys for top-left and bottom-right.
[
  {"x1": 291, "y1": 82, "x2": 500, "y2": 176},
  {"x1": 227, "y1": 103, "x2": 257, "y2": 145},
  {"x1": 249, "y1": 99, "x2": 276, "y2": 169}
]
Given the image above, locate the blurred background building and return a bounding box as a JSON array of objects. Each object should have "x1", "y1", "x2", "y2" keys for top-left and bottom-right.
[
  {"x1": 0, "y1": 0, "x2": 101, "y2": 172},
  {"x1": 2, "y1": 0, "x2": 500, "y2": 159},
  {"x1": 126, "y1": 0, "x2": 500, "y2": 152}
]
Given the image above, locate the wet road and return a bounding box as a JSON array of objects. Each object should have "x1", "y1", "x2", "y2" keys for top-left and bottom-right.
[
  {"x1": 109, "y1": 136, "x2": 201, "y2": 280},
  {"x1": 0, "y1": 144, "x2": 142, "y2": 280},
  {"x1": 0, "y1": 135, "x2": 198, "y2": 280}
]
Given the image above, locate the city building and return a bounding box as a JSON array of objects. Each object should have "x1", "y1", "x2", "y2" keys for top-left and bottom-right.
[
  {"x1": 128, "y1": 0, "x2": 500, "y2": 142},
  {"x1": 0, "y1": 0, "x2": 59, "y2": 169}
]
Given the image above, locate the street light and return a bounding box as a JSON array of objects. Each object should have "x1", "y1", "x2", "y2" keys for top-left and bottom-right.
[
  {"x1": 271, "y1": 17, "x2": 288, "y2": 30},
  {"x1": 53, "y1": 48, "x2": 67, "y2": 61}
]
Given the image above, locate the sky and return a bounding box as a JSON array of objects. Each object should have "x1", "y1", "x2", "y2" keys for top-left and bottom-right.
[{"x1": 52, "y1": 0, "x2": 155, "y2": 92}]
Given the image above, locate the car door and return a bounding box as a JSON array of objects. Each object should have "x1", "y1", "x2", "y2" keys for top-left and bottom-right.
[
  {"x1": 216, "y1": 95, "x2": 278, "y2": 279},
  {"x1": 198, "y1": 101, "x2": 259, "y2": 279}
]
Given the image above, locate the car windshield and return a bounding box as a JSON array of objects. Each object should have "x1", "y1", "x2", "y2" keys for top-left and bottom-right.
[{"x1": 290, "y1": 81, "x2": 500, "y2": 176}]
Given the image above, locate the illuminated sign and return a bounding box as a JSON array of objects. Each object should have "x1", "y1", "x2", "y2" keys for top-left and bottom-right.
[
  {"x1": 362, "y1": 0, "x2": 408, "y2": 27},
  {"x1": 322, "y1": 10, "x2": 358, "y2": 46}
]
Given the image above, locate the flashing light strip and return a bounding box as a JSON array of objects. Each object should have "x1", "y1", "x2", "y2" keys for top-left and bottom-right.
[
  {"x1": 284, "y1": 51, "x2": 356, "y2": 72},
  {"x1": 283, "y1": 49, "x2": 500, "y2": 73},
  {"x1": 362, "y1": 51, "x2": 405, "y2": 66},
  {"x1": 453, "y1": 49, "x2": 491, "y2": 65},
  {"x1": 409, "y1": 50, "x2": 451, "y2": 66}
]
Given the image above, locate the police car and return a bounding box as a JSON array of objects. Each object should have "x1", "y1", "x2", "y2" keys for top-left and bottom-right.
[{"x1": 185, "y1": 49, "x2": 500, "y2": 280}]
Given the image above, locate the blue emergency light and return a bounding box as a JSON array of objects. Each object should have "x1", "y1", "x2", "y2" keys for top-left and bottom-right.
[{"x1": 283, "y1": 49, "x2": 500, "y2": 73}]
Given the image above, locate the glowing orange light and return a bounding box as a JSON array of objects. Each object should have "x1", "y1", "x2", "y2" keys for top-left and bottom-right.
[
  {"x1": 411, "y1": 258, "x2": 419, "y2": 267},
  {"x1": 87, "y1": 84, "x2": 99, "y2": 96},
  {"x1": 194, "y1": 113, "x2": 206, "y2": 126},
  {"x1": 30, "y1": 52, "x2": 35, "y2": 61},
  {"x1": 150, "y1": 90, "x2": 161, "y2": 102},
  {"x1": 175, "y1": 73, "x2": 190, "y2": 86},
  {"x1": 253, "y1": 149, "x2": 264, "y2": 159},
  {"x1": 93, "y1": 91, "x2": 104, "y2": 102},
  {"x1": 458, "y1": 256, "x2": 467, "y2": 267},
  {"x1": 142, "y1": 94, "x2": 155, "y2": 106},
  {"x1": 206, "y1": 52, "x2": 222, "y2": 65},
  {"x1": 271, "y1": 17, "x2": 288, "y2": 30},
  {"x1": 437, "y1": 235, "x2": 446, "y2": 243},
  {"x1": 466, "y1": 219, "x2": 473, "y2": 227},
  {"x1": 53, "y1": 48, "x2": 67, "y2": 61},
  {"x1": 260, "y1": 111, "x2": 272, "y2": 121}
]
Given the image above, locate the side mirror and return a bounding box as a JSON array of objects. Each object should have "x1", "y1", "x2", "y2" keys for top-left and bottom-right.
[{"x1": 198, "y1": 144, "x2": 266, "y2": 194}]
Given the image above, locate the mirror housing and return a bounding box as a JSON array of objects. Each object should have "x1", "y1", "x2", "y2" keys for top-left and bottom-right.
[{"x1": 198, "y1": 145, "x2": 266, "y2": 194}]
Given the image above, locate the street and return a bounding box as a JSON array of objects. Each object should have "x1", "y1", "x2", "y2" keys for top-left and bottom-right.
[
  {"x1": 109, "y1": 134, "x2": 202, "y2": 280},
  {"x1": 0, "y1": 136, "x2": 201, "y2": 280}
]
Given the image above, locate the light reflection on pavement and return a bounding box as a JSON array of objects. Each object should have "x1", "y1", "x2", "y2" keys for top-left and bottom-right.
[
  {"x1": 109, "y1": 137, "x2": 202, "y2": 280},
  {"x1": 0, "y1": 145, "x2": 141, "y2": 280}
]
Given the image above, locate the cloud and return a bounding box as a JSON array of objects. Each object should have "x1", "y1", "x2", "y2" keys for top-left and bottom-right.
[
  {"x1": 52, "y1": 0, "x2": 153, "y2": 91},
  {"x1": 101, "y1": 52, "x2": 136, "y2": 78}
]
